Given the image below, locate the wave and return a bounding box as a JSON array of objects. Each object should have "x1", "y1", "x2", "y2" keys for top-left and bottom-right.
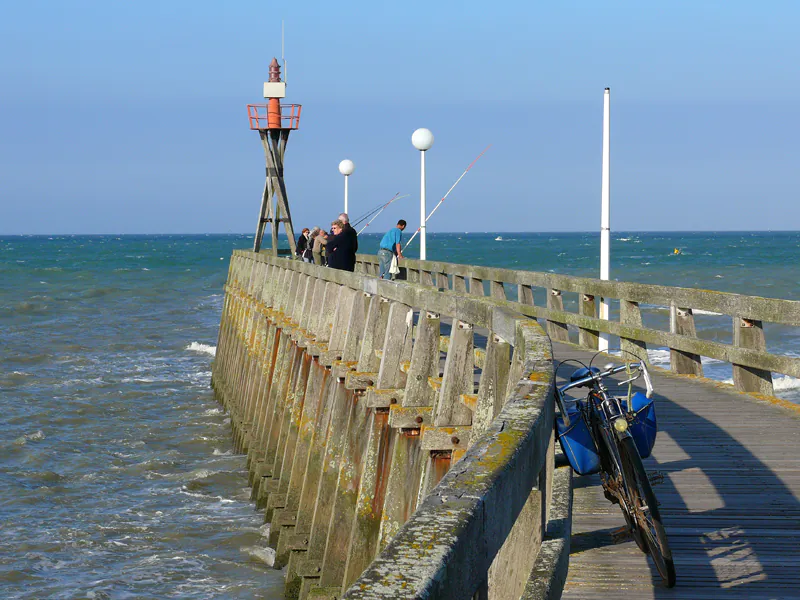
[
  {"x1": 720, "y1": 376, "x2": 800, "y2": 393},
  {"x1": 647, "y1": 349, "x2": 670, "y2": 365},
  {"x1": 240, "y1": 545, "x2": 276, "y2": 567},
  {"x1": 13, "y1": 430, "x2": 46, "y2": 446},
  {"x1": 640, "y1": 305, "x2": 723, "y2": 317},
  {"x1": 774, "y1": 375, "x2": 800, "y2": 392},
  {"x1": 187, "y1": 342, "x2": 216, "y2": 356}
]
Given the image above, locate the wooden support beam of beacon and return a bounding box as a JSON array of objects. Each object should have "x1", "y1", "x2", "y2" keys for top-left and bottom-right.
[{"x1": 249, "y1": 58, "x2": 303, "y2": 256}]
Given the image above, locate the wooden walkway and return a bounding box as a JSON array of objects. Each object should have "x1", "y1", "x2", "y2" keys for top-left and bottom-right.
[{"x1": 554, "y1": 342, "x2": 800, "y2": 600}]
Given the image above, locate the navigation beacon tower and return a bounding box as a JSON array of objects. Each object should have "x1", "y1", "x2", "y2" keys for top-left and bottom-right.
[{"x1": 247, "y1": 58, "x2": 302, "y2": 255}]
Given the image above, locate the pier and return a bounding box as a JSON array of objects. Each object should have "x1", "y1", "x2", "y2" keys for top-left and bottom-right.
[{"x1": 211, "y1": 251, "x2": 800, "y2": 599}]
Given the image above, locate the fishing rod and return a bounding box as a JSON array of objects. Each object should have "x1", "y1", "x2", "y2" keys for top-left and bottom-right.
[
  {"x1": 357, "y1": 193, "x2": 409, "y2": 234},
  {"x1": 351, "y1": 193, "x2": 401, "y2": 227},
  {"x1": 404, "y1": 144, "x2": 491, "y2": 250}
]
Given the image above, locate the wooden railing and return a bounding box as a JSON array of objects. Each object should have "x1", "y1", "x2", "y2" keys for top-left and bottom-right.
[
  {"x1": 357, "y1": 255, "x2": 800, "y2": 397},
  {"x1": 212, "y1": 251, "x2": 570, "y2": 600}
]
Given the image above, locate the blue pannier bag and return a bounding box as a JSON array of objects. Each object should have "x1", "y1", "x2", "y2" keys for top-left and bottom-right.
[
  {"x1": 621, "y1": 391, "x2": 658, "y2": 459},
  {"x1": 556, "y1": 404, "x2": 601, "y2": 475}
]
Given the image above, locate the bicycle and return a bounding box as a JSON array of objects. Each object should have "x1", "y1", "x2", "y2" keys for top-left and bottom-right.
[{"x1": 554, "y1": 353, "x2": 676, "y2": 588}]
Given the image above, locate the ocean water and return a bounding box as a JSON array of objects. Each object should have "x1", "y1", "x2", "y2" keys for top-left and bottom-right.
[{"x1": 2, "y1": 231, "x2": 798, "y2": 598}]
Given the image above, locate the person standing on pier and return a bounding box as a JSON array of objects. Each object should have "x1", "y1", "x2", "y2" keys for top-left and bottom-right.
[
  {"x1": 326, "y1": 214, "x2": 358, "y2": 271},
  {"x1": 311, "y1": 227, "x2": 327, "y2": 266},
  {"x1": 378, "y1": 219, "x2": 406, "y2": 279},
  {"x1": 296, "y1": 228, "x2": 312, "y2": 262}
]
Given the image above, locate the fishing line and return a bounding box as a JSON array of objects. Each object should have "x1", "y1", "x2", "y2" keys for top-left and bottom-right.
[{"x1": 404, "y1": 145, "x2": 491, "y2": 250}]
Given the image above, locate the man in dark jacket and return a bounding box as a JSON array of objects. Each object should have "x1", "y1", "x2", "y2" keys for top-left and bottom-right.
[{"x1": 326, "y1": 213, "x2": 358, "y2": 271}]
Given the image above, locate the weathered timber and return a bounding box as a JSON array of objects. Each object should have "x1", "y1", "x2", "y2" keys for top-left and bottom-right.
[{"x1": 356, "y1": 254, "x2": 800, "y2": 394}]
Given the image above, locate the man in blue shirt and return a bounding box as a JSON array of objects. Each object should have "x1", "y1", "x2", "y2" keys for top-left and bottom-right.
[{"x1": 378, "y1": 219, "x2": 406, "y2": 279}]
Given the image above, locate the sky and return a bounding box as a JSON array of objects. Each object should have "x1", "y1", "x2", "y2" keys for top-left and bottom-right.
[{"x1": 1, "y1": 1, "x2": 799, "y2": 234}]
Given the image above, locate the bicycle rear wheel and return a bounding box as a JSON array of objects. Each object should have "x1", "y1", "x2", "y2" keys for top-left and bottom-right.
[{"x1": 618, "y1": 436, "x2": 676, "y2": 588}]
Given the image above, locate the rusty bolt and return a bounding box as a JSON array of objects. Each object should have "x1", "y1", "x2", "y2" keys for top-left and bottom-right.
[
  {"x1": 415, "y1": 416, "x2": 424, "y2": 424},
  {"x1": 451, "y1": 436, "x2": 460, "y2": 445},
  {"x1": 390, "y1": 397, "x2": 397, "y2": 404}
]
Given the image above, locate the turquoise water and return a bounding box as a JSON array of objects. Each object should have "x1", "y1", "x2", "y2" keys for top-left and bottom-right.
[{"x1": 2, "y1": 231, "x2": 798, "y2": 598}]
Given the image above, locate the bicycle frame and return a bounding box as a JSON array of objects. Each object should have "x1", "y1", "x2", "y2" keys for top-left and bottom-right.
[
  {"x1": 555, "y1": 358, "x2": 675, "y2": 587},
  {"x1": 556, "y1": 361, "x2": 650, "y2": 505}
]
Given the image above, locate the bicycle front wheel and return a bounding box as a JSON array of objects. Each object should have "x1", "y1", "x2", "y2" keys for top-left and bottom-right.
[{"x1": 618, "y1": 436, "x2": 676, "y2": 588}]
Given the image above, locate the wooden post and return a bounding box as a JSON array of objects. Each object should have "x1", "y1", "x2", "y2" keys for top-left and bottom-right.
[
  {"x1": 453, "y1": 275, "x2": 468, "y2": 294},
  {"x1": 579, "y1": 293, "x2": 600, "y2": 350},
  {"x1": 733, "y1": 317, "x2": 774, "y2": 395},
  {"x1": 546, "y1": 289, "x2": 570, "y2": 343},
  {"x1": 620, "y1": 299, "x2": 648, "y2": 361},
  {"x1": 357, "y1": 297, "x2": 390, "y2": 373},
  {"x1": 469, "y1": 277, "x2": 484, "y2": 296},
  {"x1": 670, "y1": 304, "x2": 703, "y2": 376},
  {"x1": 434, "y1": 320, "x2": 474, "y2": 427},
  {"x1": 472, "y1": 334, "x2": 511, "y2": 439},
  {"x1": 517, "y1": 284, "x2": 534, "y2": 306},
  {"x1": 404, "y1": 312, "x2": 441, "y2": 408},
  {"x1": 489, "y1": 281, "x2": 505, "y2": 301}
]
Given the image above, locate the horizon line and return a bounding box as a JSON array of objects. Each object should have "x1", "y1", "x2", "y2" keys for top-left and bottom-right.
[{"x1": 2, "y1": 229, "x2": 800, "y2": 237}]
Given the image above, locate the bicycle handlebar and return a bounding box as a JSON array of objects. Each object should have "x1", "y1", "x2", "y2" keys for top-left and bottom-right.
[{"x1": 557, "y1": 361, "x2": 651, "y2": 396}]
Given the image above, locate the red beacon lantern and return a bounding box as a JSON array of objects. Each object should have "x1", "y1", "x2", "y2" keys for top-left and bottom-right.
[{"x1": 247, "y1": 58, "x2": 302, "y2": 131}]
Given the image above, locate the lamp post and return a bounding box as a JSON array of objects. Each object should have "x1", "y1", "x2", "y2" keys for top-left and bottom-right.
[
  {"x1": 599, "y1": 88, "x2": 611, "y2": 351},
  {"x1": 338, "y1": 159, "x2": 355, "y2": 214},
  {"x1": 411, "y1": 128, "x2": 434, "y2": 260}
]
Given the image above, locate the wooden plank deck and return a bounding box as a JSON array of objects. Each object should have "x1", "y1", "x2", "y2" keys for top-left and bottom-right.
[{"x1": 554, "y1": 342, "x2": 800, "y2": 600}]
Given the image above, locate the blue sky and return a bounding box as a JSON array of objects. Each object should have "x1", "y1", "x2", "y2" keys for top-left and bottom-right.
[{"x1": 1, "y1": 1, "x2": 799, "y2": 234}]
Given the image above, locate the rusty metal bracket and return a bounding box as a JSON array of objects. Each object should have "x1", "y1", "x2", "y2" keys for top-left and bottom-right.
[
  {"x1": 421, "y1": 425, "x2": 472, "y2": 451},
  {"x1": 388, "y1": 405, "x2": 432, "y2": 428}
]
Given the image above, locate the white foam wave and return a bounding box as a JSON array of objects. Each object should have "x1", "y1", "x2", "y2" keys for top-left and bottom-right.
[
  {"x1": 647, "y1": 349, "x2": 671, "y2": 366},
  {"x1": 13, "y1": 430, "x2": 46, "y2": 445},
  {"x1": 189, "y1": 468, "x2": 215, "y2": 480},
  {"x1": 774, "y1": 375, "x2": 800, "y2": 392},
  {"x1": 701, "y1": 356, "x2": 725, "y2": 365},
  {"x1": 648, "y1": 349, "x2": 725, "y2": 365},
  {"x1": 240, "y1": 545, "x2": 276, "y2": 567},
  {"x1": 202, "y1": 408, "x2": 223, "y2": 416},
  {"x1": 720, "y1": 376, "x2": 800, "y2": 393},
  {"x1": 212, "y1": 448, "x2": 232, "y2": 456},
  {"x1": 187, "y1": 342, "x2": 216, "y2": 356}
]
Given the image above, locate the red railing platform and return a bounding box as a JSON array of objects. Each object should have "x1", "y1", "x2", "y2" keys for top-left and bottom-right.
[{"x1": 247, "y1": 104, "x2": 302, "y2": 130}]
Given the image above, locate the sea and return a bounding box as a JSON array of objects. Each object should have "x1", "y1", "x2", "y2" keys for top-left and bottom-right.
[{"x1": 2, "y1": 231, "x2": 799, "y2": 599}]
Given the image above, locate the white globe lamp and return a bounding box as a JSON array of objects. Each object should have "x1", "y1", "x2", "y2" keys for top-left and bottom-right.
[
  {"x1": 411, "y1": 129, "x2": 434, "y2": 260},
  {"x1": 411, "y1": 128, "x2": 434, "y2": 151},
  {"x1": 338, "y1": 159, "x2": 355, "y2": 213}
]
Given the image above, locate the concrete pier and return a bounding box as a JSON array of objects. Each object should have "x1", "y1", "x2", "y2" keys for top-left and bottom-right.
[{"x1": 211, "y1": 251, "x2": 570, "y2": 599}]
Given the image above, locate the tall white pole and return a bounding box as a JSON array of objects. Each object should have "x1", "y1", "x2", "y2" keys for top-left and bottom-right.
[
  {"x1": 599, "y1": 87, "x2": 611, "y2": 351},
  {"x1": 420, "y1": 150, "x2": 427, "y2": 260},
  {"x1": 411, "y1": 128, "x2": 434, "y2": 260},
  {"x1": 338, "y1": 159, "x2": 355, "y2": 215}
]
